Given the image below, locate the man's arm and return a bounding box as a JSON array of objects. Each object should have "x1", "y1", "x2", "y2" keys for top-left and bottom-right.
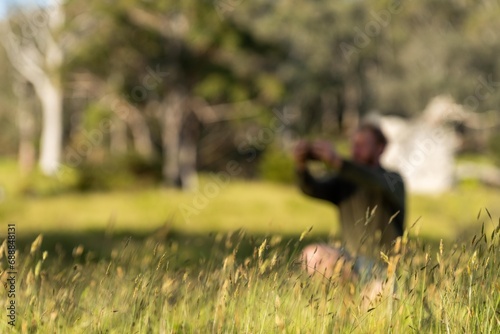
[
  {"x1": 296, "y1": 168, "x2": 346, "y2": 204},
  {"x1": 294, "y1": 140, "x2": 348, "y2": 204},
  {"x1": 306, "y1": 140, "x2": 404, "y2": 209},
  {"x1": 338, "y1": 160, "x2": 405, "y2": 209}
]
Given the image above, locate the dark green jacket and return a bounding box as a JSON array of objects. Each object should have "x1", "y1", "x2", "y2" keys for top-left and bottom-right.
[{"x1": 298, "y1": 160, "x2": 405, "y2": 255}]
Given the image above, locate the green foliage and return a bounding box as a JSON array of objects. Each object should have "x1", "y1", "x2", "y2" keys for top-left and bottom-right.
[
  {"x1": 15, "y1": 154, "x2": 161, "y2": 196},
  {"x1": 488, "y1": 132, "x2": 500, "y2": 166},
  {"x1": 258, "y1": 145, "x2": 295, "y2": 184},
  {"x1": 2, "y1": 0, "x2": 500, "y2": 179},
  {"x1": 20, "y1": 168, "x2": 79, "y2": 197},
  {"x1": 75, "y1": 154, "x2": 162, "y2": 192},
  {"x1": 81, "y1": 103, "x2": 112, "y2": 131},
  {"x1": 195, "y1": 73, "x2": 230, "y2": 100}
]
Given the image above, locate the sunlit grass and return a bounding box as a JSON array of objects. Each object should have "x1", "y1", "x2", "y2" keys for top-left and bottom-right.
[
  {"x1": 409, "y1": 184, "x2": 500, "y2": 240},
  {"x1": 0, "y1": 219, "x2": 498, "y2": 333},
  {"x1": 0, "y1": 159, "x2": 499, "y2": 332},
  {"x1": 1, "y1": 160, "x2": 499, "y2": 241},
  {"x1": 0, "y1": 181, "x2": 335, "y2": 236}
]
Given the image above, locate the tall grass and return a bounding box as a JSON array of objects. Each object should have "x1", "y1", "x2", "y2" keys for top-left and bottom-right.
[{"x1": 1, "y1": 214, "x2": 498, "y2": 333}]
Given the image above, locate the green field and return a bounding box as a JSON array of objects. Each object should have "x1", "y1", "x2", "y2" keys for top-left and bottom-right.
[
  {"x1": 1, "y1": 157, "x2": 499, "y2": 240},
  {"x1": 0, "y1": 159, "x2": 499, "y2": 333}
]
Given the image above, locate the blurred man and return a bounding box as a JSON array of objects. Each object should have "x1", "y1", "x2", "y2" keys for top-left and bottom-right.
[{"x1": 294, "y1": 123, "x2": 405, "y2": 283}]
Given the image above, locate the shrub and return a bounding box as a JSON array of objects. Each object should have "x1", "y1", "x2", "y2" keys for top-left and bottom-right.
[
  {"x1": 258, "y1": 145, "x2": 295, "y2": 184},
  {"x1": 75, "y1": 153, "x2": 162, "y2": 192},
  {"x1": 20, "y1": 168, "x2": 79, "y2": 197},
  {"x1": 488, "y1": 132, "x2": 500, "y2": 166}
]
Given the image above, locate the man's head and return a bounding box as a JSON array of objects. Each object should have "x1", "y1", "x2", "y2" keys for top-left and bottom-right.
[{"x1": 351, "y1": 123, "x2": 387, "y2": 166}]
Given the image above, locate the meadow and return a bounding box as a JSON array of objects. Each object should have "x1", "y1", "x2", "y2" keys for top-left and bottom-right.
[{"x1": 0, "y1": 159, "x2": 498, "y2": 333}]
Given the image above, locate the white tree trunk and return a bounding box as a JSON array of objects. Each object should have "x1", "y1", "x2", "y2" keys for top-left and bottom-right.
[
  {"x1": 1, "y1": 4, "x2": 65, "y2": 176},
  {"x1": 36, "y1": 78, "x2": 63, "y2": 175}
]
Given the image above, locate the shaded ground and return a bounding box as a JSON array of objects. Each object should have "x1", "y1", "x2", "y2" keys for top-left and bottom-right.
[{"x1": 12, "y1": 226, "x2": 448, "y2": 268}]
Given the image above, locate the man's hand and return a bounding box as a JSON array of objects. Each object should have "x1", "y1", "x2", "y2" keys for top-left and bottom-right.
[
  {"x1": 294, "y1": 140, "x2": 343, "y2": 171},
  {"x1": 311, "y1": 141, "x2": 343, "y2": 169},
  {"x1": 293, "y1": 140, "x2": 310, "y2": 171}
]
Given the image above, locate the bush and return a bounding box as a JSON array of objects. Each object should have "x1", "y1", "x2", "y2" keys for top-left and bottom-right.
[
  {"x1": 75, "y1": 153, "x2": 162, "y2": 192},
  {"x1": 20, "y1": 168, "x2": 79, "y2": 197},
  {"x1": 258, "y1": 145, "x2": 295, "y2": 184},
  {"x1": 17, "y1": 153, "x2": 162, "y2": 195},
  {"x1": 488, "y1": 132, "x2": 500, "y2": 166}
]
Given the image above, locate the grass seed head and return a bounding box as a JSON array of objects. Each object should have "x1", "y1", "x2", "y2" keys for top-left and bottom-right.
[
  {"x1": 30, "y1": 234, "x2": 43, "y2": 255},
  {"x1": 258, "y1": 239, "x2": 267, "y2": 259}
]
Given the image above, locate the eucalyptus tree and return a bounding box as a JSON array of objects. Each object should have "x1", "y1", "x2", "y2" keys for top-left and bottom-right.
[{"x1": 1, "y1": 1, "x2": 65, "y2": 175}]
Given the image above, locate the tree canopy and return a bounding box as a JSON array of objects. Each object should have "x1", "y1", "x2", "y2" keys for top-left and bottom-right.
[{"x1": 1, "y1": 0, "x2": 499, "y2": 185}]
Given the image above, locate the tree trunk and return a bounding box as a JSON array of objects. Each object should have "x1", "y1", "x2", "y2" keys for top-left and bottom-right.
[
  {"x1": 1, "y1": 5, "x2": 65, "y2": 176},
  {"x1": 36, "y1": 77, "x2": 63, "y2": 175},
  {"x1": 178, "y1": 137, "x2": 198, "y2": 190},
  {"x1": 178, "y1": 111, "x2": 199, "y2": 190},
  {"x1": 320, "y1": 89, "x2": 337, "y2": 135},
  {"x1": 126, "y1": 107, "x2": 153, "y2": 158},
  {"x1": 104, "y1": 94, "x2": 154, "y2": 158},
  {"x1": 161, "y1": 93, "x2": 184, "y2": 187},
  {"x1": 110, "y1": 117, "x2": 128, "y2": 155}
]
